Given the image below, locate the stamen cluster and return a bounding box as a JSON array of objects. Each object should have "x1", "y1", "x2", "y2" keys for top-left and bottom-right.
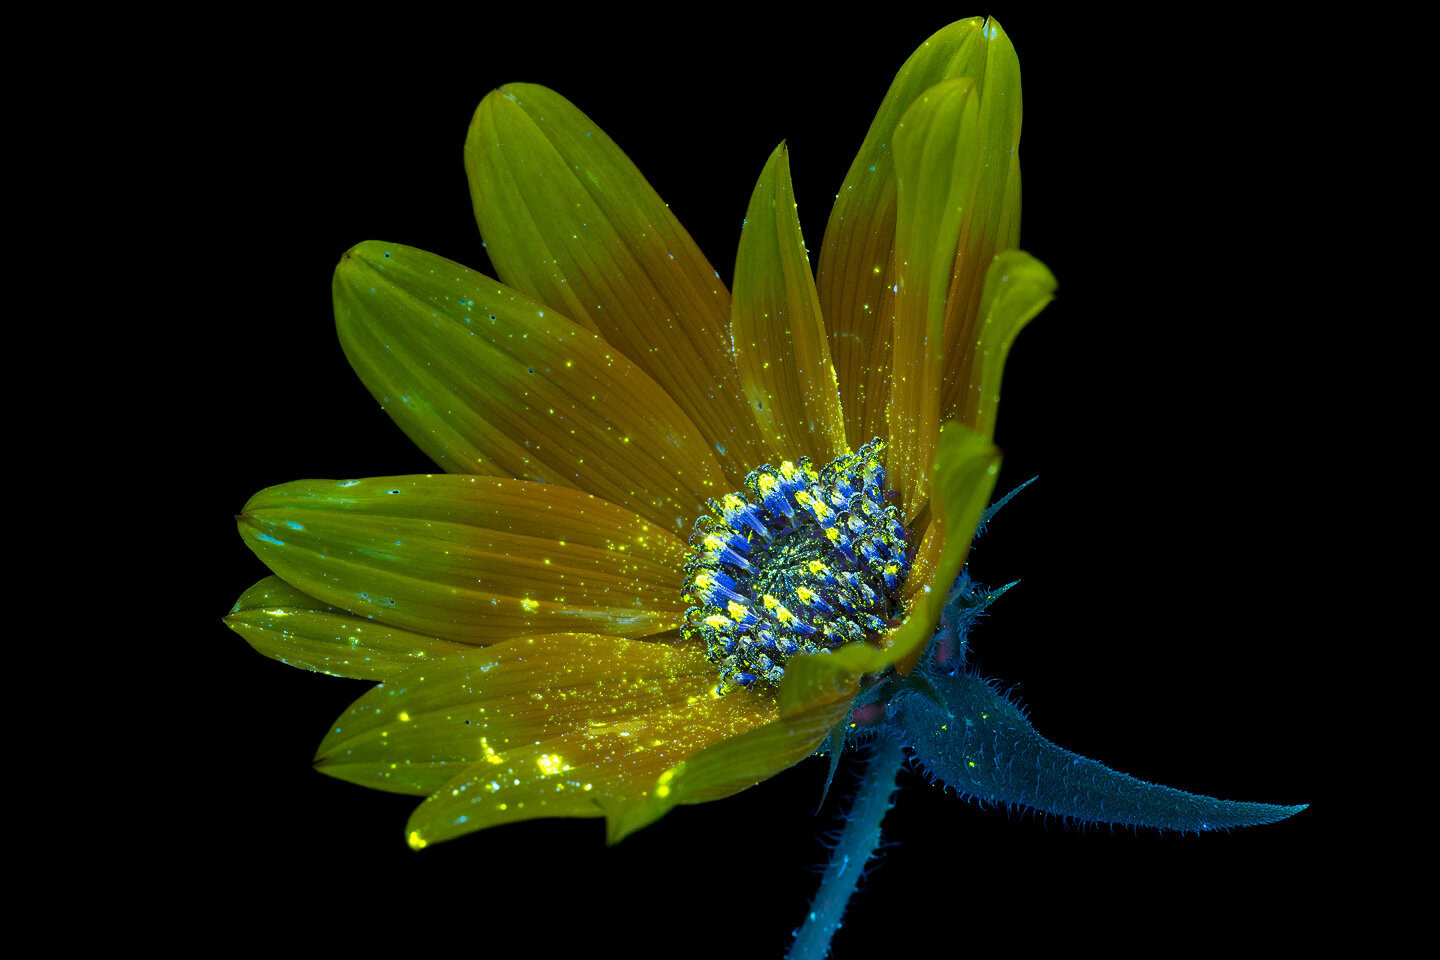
[{"x1": 681, "y1": 439, "x2": 910, "y2": 691}]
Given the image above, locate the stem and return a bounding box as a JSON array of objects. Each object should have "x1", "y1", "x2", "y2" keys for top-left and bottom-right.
[{"x1": 788, "y1": 729, "x2": 904, "y2": 960}]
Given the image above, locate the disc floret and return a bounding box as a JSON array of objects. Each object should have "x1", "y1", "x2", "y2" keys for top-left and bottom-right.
[{"x1": 681, "y1": 439, "x2": 909, "y2": 691}]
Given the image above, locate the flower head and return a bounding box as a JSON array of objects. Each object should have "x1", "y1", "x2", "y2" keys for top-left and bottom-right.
[{"x1": 229, "y1": 16, "x2": 1054, "y2": 849}]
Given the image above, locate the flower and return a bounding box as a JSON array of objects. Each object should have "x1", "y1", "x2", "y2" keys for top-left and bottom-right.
[{"x1": 228, "y1": 15, "x2": 1054, "y2": 850}]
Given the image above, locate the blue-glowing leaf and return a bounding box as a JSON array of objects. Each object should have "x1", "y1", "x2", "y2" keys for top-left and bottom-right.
[{"x1": 895, "y1": 671, "x2": 1309, "y2": 831}]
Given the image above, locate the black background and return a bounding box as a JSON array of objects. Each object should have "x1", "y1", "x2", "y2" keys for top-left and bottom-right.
[{"x1": 173, "y1": 7, "x2": 1337, "y2": 950}]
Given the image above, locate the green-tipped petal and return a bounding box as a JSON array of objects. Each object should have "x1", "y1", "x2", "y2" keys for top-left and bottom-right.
[
  {"x1": 818, "y1": 16, "x2": 1004, "y2": 451},
  {"x1": 333, "y1": 241, "x2": 726, "y2": 529},
  {"x1": 605, "y1": 698, "x2": 850, "y2": 844},
  {"x1": 963, "y1": 250, "x2": 1056, "y2": 441},
  {"x1": 779, "y1": 426, "x2": 999, "y2": 715},
  {"x1": 225, "y1": 576, "x2": 468, "y2": 680},
  {"x1": 465, "y1": 84, "x2": 768, "y2": 489},
  {"x1": 888, "y1": 79, "x2": 982, "y2": 519},
  {"x1": 237, "y1": 474, "x2": 688, "y2": 644},
  {"x1": 731, "y1": 142, "x2": 849, "y2": 465}
]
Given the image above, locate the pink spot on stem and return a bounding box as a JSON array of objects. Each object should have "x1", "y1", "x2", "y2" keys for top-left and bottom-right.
[
  {"x1": 852, "y1": 702, "x2": 885, "y2": 726},
  {"x1": 934, "y1": 631, "x2": 957, "y2": 666}
]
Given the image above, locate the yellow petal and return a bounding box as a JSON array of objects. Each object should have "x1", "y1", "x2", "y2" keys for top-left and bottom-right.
[
  {"x1": 225, "y1": 576, "x2": 470, "y2": 680},
  {"x1": 731, "y1": 142, "x2": 849, "y2": 465},
  {"x1": 933, "y1": 21, "x2": 1036, "y2": 434},
  {"x1": 334, "y1": 241, "x2": 726, "y2": 529},
  {"x1": 465, "y1": 84, "x2": 768, "y2": 488},
  {"x1": 937, "y1": 17, "x2": 1026, "y2": 429},
  {"x1": 817, "y1": 17, "x2": 991, "y2": 452},
  {"x1": 959, "y1": 250, "x2": 1056, "y2": 441},
  {"x1": 238, "y1": 474, "x2": 688, "y2": 644},
  {"x1": 315, "y1": 633, "x2": 724, "y2": 797},
  {"x1": 605, "y1": 698, "x2": 849, "y2": 843},
  {"x1": 363, "y1": 636, "x2": 780, "y2": 846},
  {"x1": 888, "y1": 79, "x2": 982, "y2": 520},
  {"x1": 407, "y1": 692, "x2": 778, "y2": 846},
  {"x1": 778, "y1": 425, "x2": 998, "y2": 714}
]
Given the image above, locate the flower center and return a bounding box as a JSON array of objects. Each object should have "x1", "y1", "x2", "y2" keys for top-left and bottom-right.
[{"x1": 681, "y1": 438, "x2": 910, "y2": 692}]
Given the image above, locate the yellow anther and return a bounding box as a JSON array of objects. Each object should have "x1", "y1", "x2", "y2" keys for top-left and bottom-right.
[
  {"x1": 726, "y1": 600, "x2": 750, "y2": 621},
  {"x1": 703, "y1": 614, "x2": 731, "y2": 629}
]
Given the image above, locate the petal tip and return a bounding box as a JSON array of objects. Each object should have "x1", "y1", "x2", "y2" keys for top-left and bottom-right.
[
  {"x1": 980, "y1": 15, "x2": 1010, "y2": 43},
  {"x1": 480, "y1": 81, "x2": 553, "y2": 112}
]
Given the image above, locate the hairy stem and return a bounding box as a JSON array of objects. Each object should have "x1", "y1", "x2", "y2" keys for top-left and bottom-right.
[{"x1": 788, "y1": 729, "x2": 904, "y2": 960}]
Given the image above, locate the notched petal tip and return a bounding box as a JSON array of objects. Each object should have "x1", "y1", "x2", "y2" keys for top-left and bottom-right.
[
  {"x1": 333, "y1": 240, "x2": 398, "y2": 279},
  {"x1": 332, "y1": 241, "x2": 373, "y2": 282}
]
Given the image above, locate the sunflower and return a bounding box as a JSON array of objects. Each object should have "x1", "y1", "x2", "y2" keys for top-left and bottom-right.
[{"x1": 228, "y1": 16, "x2": 1054, "y2": 850}]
